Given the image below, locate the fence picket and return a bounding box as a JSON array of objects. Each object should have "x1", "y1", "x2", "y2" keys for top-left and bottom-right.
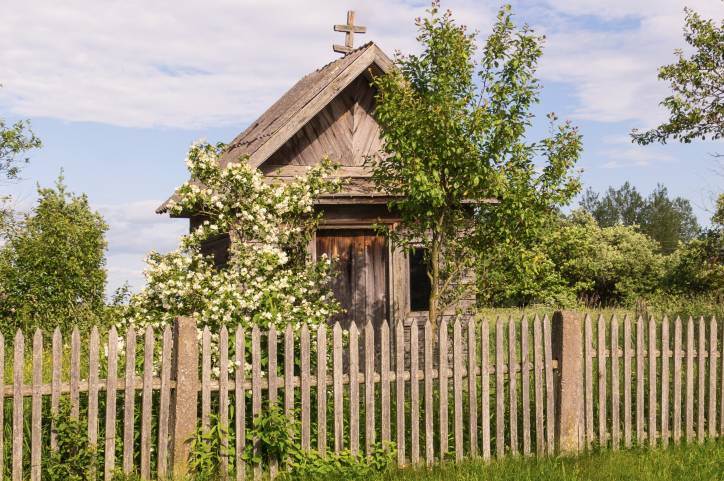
[
  {"x1": 438, "y1": 319, "x2": 449, "y2": 458},
  {"x1": 496, "y1": 317, "x2": 505, "y2": 457},
  {"x1": 708, "y1": 317, "x2": 717, "y2": 438},
  {"x1": 661, "y1": 318, "x2": 669, "y2": 447},
  {"x1": 673, "y1": 317, "x2": 682, "y2": 444},
  {"x1": 611, "y1": 316, "x2": 620, "y2": 450},
  {"x1": 395, "y1": 320, "x2": 405, "y2": 466},
  {"x1": 598, "y1": 315, "x2": 607, "y2": 446},
  {"x1": 236, "y1": 327, "x2": 247, "y2": 481},
  {"x1": 333, "y1": 323, "x2": 344, "y2": 454},
  {"x1": 720, "y1": 316, "x2": 724, "y2": 436},
  {"x1": 51, "y1": 328, "x2": 61, "y2": 450},
  {"x1": 123, "y1": 328, "x2": 136, "y2": 474},
  {"x1": 521, "y1": 317, "x2": 531, "y2": 456},
  {"x1": 424, "y1": 320, "x2": 434, "y2": 464},
  {"x1": 105, "y1": 327, "x2": 118, "y2": 481},
  {"x1": 697, "y1": 317, "x2": 705, "y2": 443},
  {"x1": 584, "y1": 315, "x2": 593, "y2": 448},
  {"x1": 533, "y1": 316, "x2": 544, "y2": 456},
  {"x1": 480, "y1": 318, "x2": 491, "y2": 460},
  {"x1": 317, "y1": 324, "x2": 328, "y2": 456},
  {"x1": 252, "y1": 325, "x2": 262, "y2": 479},
  {"x1": 381, "y1": 321, "x2": 391, "y2": 446},
  {"x1": 623, "y1": 316, "x2": 632, "y2": 448},
  {"x1": 0, "y1": 335, "x2": 4, "y2": 478},
  {"x1": 467, "y1": 317, "x2": 478, "y2": 456},
  {"x1": 141, "y1": 327, "x2": 154, "y2": 480},
  {"x1": 219, "y1": 327, "x2": 230, "y2": 480},
  {"x1": 285, "y1": 324, "x2": 295, "y2": 425},
  {"x1": 31, "y1": 330, "x2": 42, "y2": 481},
  {"x1": 685, "y1": 317, "x2": 695, "y2": 441},
  {"x1": 158, "y1": 326, "x2": 172, "y2": 479},
  {"x1": 648, "y1": 317, "x2": 657, "y2": 446},
  {"x1": 13, "y1": 330, "x2": 23, "y2": 481},
  {"x1": 636, "y1": 316, "x2": 645, "y2": 444},
  {"x1": 453, "y1": 319, "x2": 463, "y2": 461},
  {"x1": 410, "y1": 320, "x2": 420, "y2": 464},
  {"x1": 71, "y1": 328, "x2": 81, "y2": 419},
  {"x1": 300, "y1": 324, "x2": 310, "y2": 451},
  {"x1": 88, "y1": 328, "x2": 100, "y2": 456},
  {"x1": 543, "y1": 315, "x2": 555, "y2": 454},
  {"x1": 349, "y1": 323, "x2": 360, "y2": 456},
  {"x1": 508, "y1": 318, "x2": 518, "y2": 455},
  {"x1": 201, "y1": 326, "x2": 211, "y2": 431},
  {"x1": 268, "y1": 326, "x2": 278, "y2": 479},
  {"x1": 365, "y1": 320, "x2": 375, "y2": 456}
]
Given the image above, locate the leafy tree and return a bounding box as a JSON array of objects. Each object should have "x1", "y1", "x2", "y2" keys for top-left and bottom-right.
[
  {"x1": 372, "y1": 2, "x2": 581, "y2": 324},
  {"x1": 631, "y1": 8, "x2": 723, "y2": 145},
  {"x1": 0, "y1": 176, "x2": 108, "y2": 333},
  {"x1": 127, "y1": 142, "x2": 341, "y2": 331},
  {"x1": 581, "y1": 183, "x2": 700, "y2": 253}
]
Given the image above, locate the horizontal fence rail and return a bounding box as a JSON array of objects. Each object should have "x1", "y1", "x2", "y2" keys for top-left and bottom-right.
[{"x1": 0, "y1": 313, "x2": 721, "y2": 480}]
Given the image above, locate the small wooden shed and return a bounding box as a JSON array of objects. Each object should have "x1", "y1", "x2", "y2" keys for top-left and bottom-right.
[{"x1": 158, "y1": 42, "x2": 435, "y2": 330}]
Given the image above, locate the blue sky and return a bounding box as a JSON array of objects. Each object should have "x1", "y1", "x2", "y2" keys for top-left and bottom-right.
[{"x1": 1, "y1": 0, "x2": 722, "y2": 295}]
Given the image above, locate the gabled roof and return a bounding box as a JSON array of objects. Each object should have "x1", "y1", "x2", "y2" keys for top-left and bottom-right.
[{"x1": 157, "y1": 42, "x2": 394, "y2": 214}]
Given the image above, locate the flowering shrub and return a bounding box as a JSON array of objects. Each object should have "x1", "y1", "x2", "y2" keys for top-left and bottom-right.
[{"x1": 127, "y1": 141, "x2": 342, "y2": 331}]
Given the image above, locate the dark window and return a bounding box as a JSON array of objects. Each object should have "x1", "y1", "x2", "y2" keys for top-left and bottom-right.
[{"x1": 409, "y1": 248, "x2": 431, "y2": 311}]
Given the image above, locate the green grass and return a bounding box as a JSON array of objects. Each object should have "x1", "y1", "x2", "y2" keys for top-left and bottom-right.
[{"x1": 308, "y1": 441, "x2": 724, "y2": 481}]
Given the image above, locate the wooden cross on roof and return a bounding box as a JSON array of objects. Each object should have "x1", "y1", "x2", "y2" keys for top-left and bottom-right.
[{"x1": 333, "y1": 10, "x2": 366, "y2": 55}]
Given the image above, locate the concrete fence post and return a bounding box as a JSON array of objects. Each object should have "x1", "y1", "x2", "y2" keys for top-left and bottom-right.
[
  {"x1": 169, "y1": 316, "x2": 199, "y2": 477},
  {"x1": 553, "y1": 310, "x2": 583, "y2": 454}
]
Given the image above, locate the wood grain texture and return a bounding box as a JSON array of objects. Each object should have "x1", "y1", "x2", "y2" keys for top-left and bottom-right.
[
  {"x1": 364, "y1": 320, "x2": 375, "y2": 455},
  {"x1": 584, "y1": 315, "x2": 593, "y2": 448},
  {"x1": 300, "y1": 324, "x2": 311, "y2": 451},
  {"x1": 623, "y1": 316, "x2": 632, "y2": 448},
  {"x1": 648, "y1": 317, "x2": 657, "y2": 446},
  {"x1": 201, "y1": 327, "x2": 211, "y2": 430},
  {"x1": 31, "y1": 330, "x2": 42, "y2": 481},
  {"x1": 396, "y1": 321, "x2": 405, "y2": 466},
  {"x1": 598, "y1": 315, "x2": 607, "y2": 447},
  {"x1": 543, "y1": 315, "x2": 555, "y2": 454},
  {"x1": 611, "y1": 316, "x2": 620, "y2": 450},
  {"x1": 697, "y1": 317, "x2": 705, "y2": 443},
  {"x1": 439, "y1": 319, "x2": 449, "y2": 458},
  {"x1": 521, "y1": 317, "x2": 531, "y2": 456},
  {"x1": 453, "y1": 319, "x2": 463, "y2": 461},
  {"x1": 219, "y1": 327, "x2": 230, "y2": 480},
  {"x1": 13, "y1": 331, "x2": 23, "y2": 481},
  {"x1": 673, "y1": 317, "x2": 682, "y2": 444},
  {"x1": 140, "y1": 327, "x2": 154, "y2": 480},
  {"x1": 71, "y1": 328, "x2": 81, "y2": 419},
  {"x1": 252, "y1": 326, "x2": 262, "y2": 479},
  {"x1": 0, "y1": 335, "x2": 4, "y2": 477},
  {"x1": 686, "y1": 317, "x2": 694, "y2": 442},
  {"x1": 708, "y1": 317, "x2": 717, "y2": 439},
  {"x1": 105, "y1": 327, "x2": 118, "y2": 481},
  {"x1": 508, "y1": 318, "x2": 518, "y2": 455},
  {"x1": 661, "y1": 318, "x2": 670, "y2": 447},
  {"x1": 636, "y1": 317, "x2": 645, "y2": 444},
  {"x1": 468, "y1": 317, "x2": 478, "y2": 456},
  {"x1": 410, "y1": 320, "x2": 420, "y2": 464},
  {"x1": 533, "y1": 316, "x2": 544, "y2": 456},
  {"x1": 50, "y1": 329, "x2": 61, "y2": 451},
  {"x1": 349, "y1": 323, "x2": 360, "y2": 456},
  {"x1": 235, "y1": 327, "x2": 246, "y2": 481},
  {"x1": 424, "y1": 320, "x2": 434, "y2": 464},
  {"x1": 158, "y1": 326, "x2": 173, "y2": 479},
  {"x1": 496, "y1": 317, "x2": 505, "y2": 457},
  {"x1": 381, "y1": 320, "x2": 391, "y2": 445},
  {"x1": 317, "y1": 324, "x2": 328, "y2": 456},
  {"x1": 481, "y1": 319, "x2": 491, "y2": 460},
  {"x1": 123, "y1": 328, "x2": 136, "y2": 474},
  {"x1": 333, "y1": 323, "x2": 344, "y2": 454}
]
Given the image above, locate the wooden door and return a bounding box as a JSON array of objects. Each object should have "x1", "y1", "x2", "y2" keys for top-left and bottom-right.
[{"x1": 315, "y1": 229, "x2": 389, "y2": 329}]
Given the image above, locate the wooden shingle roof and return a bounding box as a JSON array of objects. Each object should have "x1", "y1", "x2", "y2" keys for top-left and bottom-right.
[{"x1": 157, "y1": 42, "x2": 394, "y2": 214}]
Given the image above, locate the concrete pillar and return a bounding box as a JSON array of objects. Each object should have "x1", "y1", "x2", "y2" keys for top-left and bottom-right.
[
  {"x1": 169, "y1": 316, "x2": 199, "y2": 477},
  {"x1": 553, "y1": 310, "x2": 583, "y2": 454}
]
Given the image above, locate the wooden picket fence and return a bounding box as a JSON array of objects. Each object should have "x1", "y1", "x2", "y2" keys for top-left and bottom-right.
[{"x1": 0, "y1": 312, "x2": 722, "y2": 481}]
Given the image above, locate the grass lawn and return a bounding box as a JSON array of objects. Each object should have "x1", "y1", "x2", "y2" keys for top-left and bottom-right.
[{"x1": 337, "y1": 442, "x2": 723, "y2": 481}]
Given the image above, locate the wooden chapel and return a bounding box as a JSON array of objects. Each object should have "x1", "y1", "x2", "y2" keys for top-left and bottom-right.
[{"x1": 157, "y1": 13, "x2": 438, "y2": 330}]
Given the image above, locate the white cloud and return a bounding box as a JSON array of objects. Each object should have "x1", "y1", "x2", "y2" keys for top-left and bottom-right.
[
  {"x1": 599, "y1": 147, "x2": 675, "y2": 169},
  {"x1": 97, "y1": 200, "x2": 186, "y2": 293},
  {"x1": 0, "y1": 0, "x2": 494, "y2": 129}
]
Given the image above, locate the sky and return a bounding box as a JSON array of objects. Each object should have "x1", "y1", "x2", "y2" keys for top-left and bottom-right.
[{"x1": 1, "y1": 0, "x2": 723, "y2": 295}]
